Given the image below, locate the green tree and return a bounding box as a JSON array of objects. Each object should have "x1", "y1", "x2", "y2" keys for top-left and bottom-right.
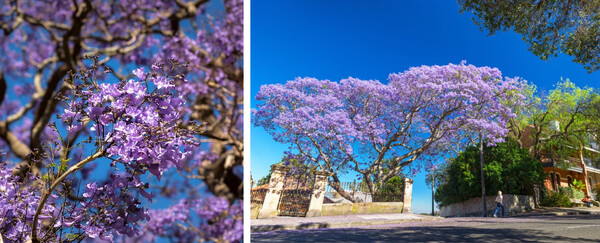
[
  {"x1": 256, "y1": 172, "x2": 271, "y2": 186},
  {"x1": 543, "y1": 81, "x2": 600, "y2": 177},
  {"x1": 361, "y1": 159, "x2": 405, "y2": 202},
  {"x1": 460, "y1": 0, "x2": 600, "y2": 72},
  {"x1": 506, "y1": 80, "x2": 598, "y2": 172},
  {"x1": 435, "y1": 139, "x2": 544, "y2": 206}
]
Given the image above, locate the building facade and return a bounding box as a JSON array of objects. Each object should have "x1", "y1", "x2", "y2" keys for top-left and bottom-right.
[{"x1": 521, "y1": 125, "x2": 600, "y2": 198}]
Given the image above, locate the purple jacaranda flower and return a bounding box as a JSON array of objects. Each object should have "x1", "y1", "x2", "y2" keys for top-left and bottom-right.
[
  {"x1": 89, "y1": 93, "x2": 103, "y2": 106},
  {"x1": 61, "y1": 109, "x2": 78, "y2": 121},
  {"x1": 87, "y1": 106, "x2": 104, "y2": 120},
  {"x1": 84, "y1": 224, "x2": 101, "y2": 238},
  {"x1": 100, "y1": 83, "x2": 122, "y2": 98},
  {"x1": 0, "y1": 0, "x2": 242, "y2": 241},
  {"x1": 151, "y1": 76, "x2": 174, "y2": 90},
  {"x1": 133, "y1": 67, "x2": 147, "y2": 80}
]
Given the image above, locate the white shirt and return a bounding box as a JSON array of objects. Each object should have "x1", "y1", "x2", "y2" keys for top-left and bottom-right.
[{"x1": 495, "y1": 195, "x2": 503, "y2": 204}]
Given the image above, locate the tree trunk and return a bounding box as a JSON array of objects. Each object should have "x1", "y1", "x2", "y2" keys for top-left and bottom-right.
[
  {"x1": 329, "y1": 175, "x2": 359, "y2": 203},
  {"x1": 579, "y1": 143, "x2": 591, "y2": 196}
]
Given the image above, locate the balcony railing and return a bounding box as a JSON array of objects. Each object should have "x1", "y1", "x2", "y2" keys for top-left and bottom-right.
[{"x1": 583, "y1": 158, "x2": 600, "y2": 170}]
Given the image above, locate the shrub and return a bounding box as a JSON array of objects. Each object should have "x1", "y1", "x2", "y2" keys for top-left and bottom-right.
[
  {"x1": 571, "y1": 179, "x2": 586, "y2": 191},
  {"x1": 559, "y1": 186, "x2": 584, "y2": 200},
  {"x1": 541, "y1": 189, "x2": 572, "y2": 207},
  {"x1": 435, "y1": 139, "x2": 544, "y2": 206}
]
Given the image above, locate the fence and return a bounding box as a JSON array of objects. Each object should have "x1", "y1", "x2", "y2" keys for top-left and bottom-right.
[
  {"x1": 277, "y1": 187, "x2": 312, "y2": 216},
  {"x1": 277, "y1": 174, "x2": 315, "y2": 217},
  {"x1": 250, "y1": 178, "x2": 270, "y2": 205},
  {"x1": 372, "y1": 183, "x2": 404, "y2": 202},
  {"x1": 251, "y1": 173, "x2": 316, "y2": 217},
  {"x1": 324, "y1": 180, "x2": 404, "y2": 203}
]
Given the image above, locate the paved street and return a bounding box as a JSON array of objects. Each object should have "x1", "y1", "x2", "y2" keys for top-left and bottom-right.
[{"x1": 251, "y1": 214, "x2": 600, "y2": 242}]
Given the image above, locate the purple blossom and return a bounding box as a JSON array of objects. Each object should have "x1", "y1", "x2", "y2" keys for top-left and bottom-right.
[
  {"x1": 152, "y1": 76, "x2": 174, "y2": 90},
  {"x1": 0, "y1": 163, "x2": 58, "y2": 242},
  {"x1": 133, "y1": 196, "x2": 243, "y2": 243},
  {"x1": 253, "y1": 62, "x2": 523, "y2": 201},
  {"x1": 133, "y1": 67, "x2": 147, "y2": 80},
  {"x1": 0, "y1": 0, "x2": 243, "y2": 241}
]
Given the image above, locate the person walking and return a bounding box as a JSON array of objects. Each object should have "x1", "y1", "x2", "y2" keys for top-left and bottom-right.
[{"x1": 493, "y1": 190, "x2": 504, "y2": 217}]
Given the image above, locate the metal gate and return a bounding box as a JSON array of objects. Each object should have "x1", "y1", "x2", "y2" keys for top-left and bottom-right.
[{"x1": 277, "y1": 174, "x2": 314, "y2": 217}]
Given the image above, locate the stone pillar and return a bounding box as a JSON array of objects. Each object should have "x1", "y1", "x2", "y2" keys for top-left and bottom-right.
[
  {"x1": 402, "y1": 178, "x2": 414, "y2": 214},
  {"x1": 257, "y1": 165, "x2": 290, "y2": 219},
  {"x1": 306, "y1": 170, "x2": 331, "y2": 217},
  {"x1": 533, "y1": 185, "x2": 541, "y2": 208}
]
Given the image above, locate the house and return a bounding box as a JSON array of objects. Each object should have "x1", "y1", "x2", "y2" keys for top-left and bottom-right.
[{"x1": 520, "y1": 124, "x2": 600, "y2": 199}]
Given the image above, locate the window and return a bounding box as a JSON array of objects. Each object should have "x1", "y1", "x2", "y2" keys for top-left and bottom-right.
[
  {"x1": 550, "y1": 172, "x2": 556, "y2": 191},
  {"x1": 567, "y1": 176, "x2": 573, "y2": 187}
]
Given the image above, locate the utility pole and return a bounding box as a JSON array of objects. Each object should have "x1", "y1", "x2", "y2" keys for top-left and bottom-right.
[
  {"x1": 431, "y1": 173, "x2": 435, "y2": 216},
  {"x1": 480, "y1": 133, "x2": 486, "y2": 217}
]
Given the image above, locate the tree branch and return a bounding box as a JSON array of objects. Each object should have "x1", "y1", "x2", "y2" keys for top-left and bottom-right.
[{"x1": 31, "y1": 150, "x2": 105, "y2": 243}]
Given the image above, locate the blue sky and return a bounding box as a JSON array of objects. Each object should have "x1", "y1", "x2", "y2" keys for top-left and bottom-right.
[{"x1": 250, "y1": 0, "x2": 600, "y2": 214}]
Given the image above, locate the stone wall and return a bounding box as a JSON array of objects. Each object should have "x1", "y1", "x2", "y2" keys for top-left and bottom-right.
[
  {"x1": 254, "y1": 166, "x2": 414, "y2": 218},
  {"x1": 440, "y1": 194, "x2": 534, "y2": 217},
  {"x1": 321, "y1": 202, "x2": 404, "y2": 216},
  {"x1": 251, "y1": 203, "x2": 261, "y2": 219}
]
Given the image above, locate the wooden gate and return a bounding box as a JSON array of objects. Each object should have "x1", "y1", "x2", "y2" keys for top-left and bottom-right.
[{"x1": 277, "y1": 174, "x2": 314, "y2": 217}]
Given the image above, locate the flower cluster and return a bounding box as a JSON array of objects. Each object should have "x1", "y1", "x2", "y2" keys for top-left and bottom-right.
[
  {"x1": 0, "y1": 0, "x2": 243, "y2": 241},
  {"x1": 75, "y1": 174, "x2": 150, "y2": 241},
  {"x1": 61, "y1": 66, "x2": 199, "y2": 181},
  {"x1": 132, "y1": 196, "x2": 243, "y2": 243},
  {"x1": 36, "y1": 65, "x2": 201, "y2": 241},
  {"x1": 0, "y1": 163, "x2": 58, "y2": 242},
  {"x1": 196, "y1": 197, "x2": 243, "y2": 242}
]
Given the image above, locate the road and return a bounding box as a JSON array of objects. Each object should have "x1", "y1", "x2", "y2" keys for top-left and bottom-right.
[{"x1": 251, "y1": 214, "x2": 600, "y2": 242}]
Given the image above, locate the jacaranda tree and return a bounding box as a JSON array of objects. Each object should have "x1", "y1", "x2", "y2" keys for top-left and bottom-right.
[
  {"x1": 0, "y1": 0, "x2": 242, "y2": 242},
  {"x1": 253, "y1": 62, "x2": 522, "y2": 202}
]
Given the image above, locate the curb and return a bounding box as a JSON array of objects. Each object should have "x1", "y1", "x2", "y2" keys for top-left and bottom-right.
[{"x1": 251, "y1": 217, "x2": 443, "y2": 232}]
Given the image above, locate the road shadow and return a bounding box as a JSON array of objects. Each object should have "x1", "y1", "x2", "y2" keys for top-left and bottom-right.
[
  {"x1": 252, "y1": 223, "x2": 330, "y2": 232},
  {"x1": 251, "y1": 225, "x2": 593, "y2": 242},
  {"x1": 527, "y1": 214, "x2": 600, "y2": 220}
]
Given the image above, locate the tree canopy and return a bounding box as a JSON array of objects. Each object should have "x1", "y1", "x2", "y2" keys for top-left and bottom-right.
[
  {"x1": 506, "y1": 79, "x2": 600, "y2": 166},
  {"x1": 0, "y1": 0, "x2": 243, "y2": 242},
  {"x1": 435, "y1": 139, "x2": 544, "y2": 207},
  {"x1": 459, "y1": 0, "x2": 600, "y2": 72},
  {"x1": 253, "y1": 62, "x2": 522, "y2": 202}
]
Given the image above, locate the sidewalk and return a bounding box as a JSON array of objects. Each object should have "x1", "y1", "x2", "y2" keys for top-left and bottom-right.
[
  {"x1": 251, "y1": 213, "x2": 443, "y2": 232},
  {"x1": 251, "y1": 206, "x2": 600, "y2": 233}
]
